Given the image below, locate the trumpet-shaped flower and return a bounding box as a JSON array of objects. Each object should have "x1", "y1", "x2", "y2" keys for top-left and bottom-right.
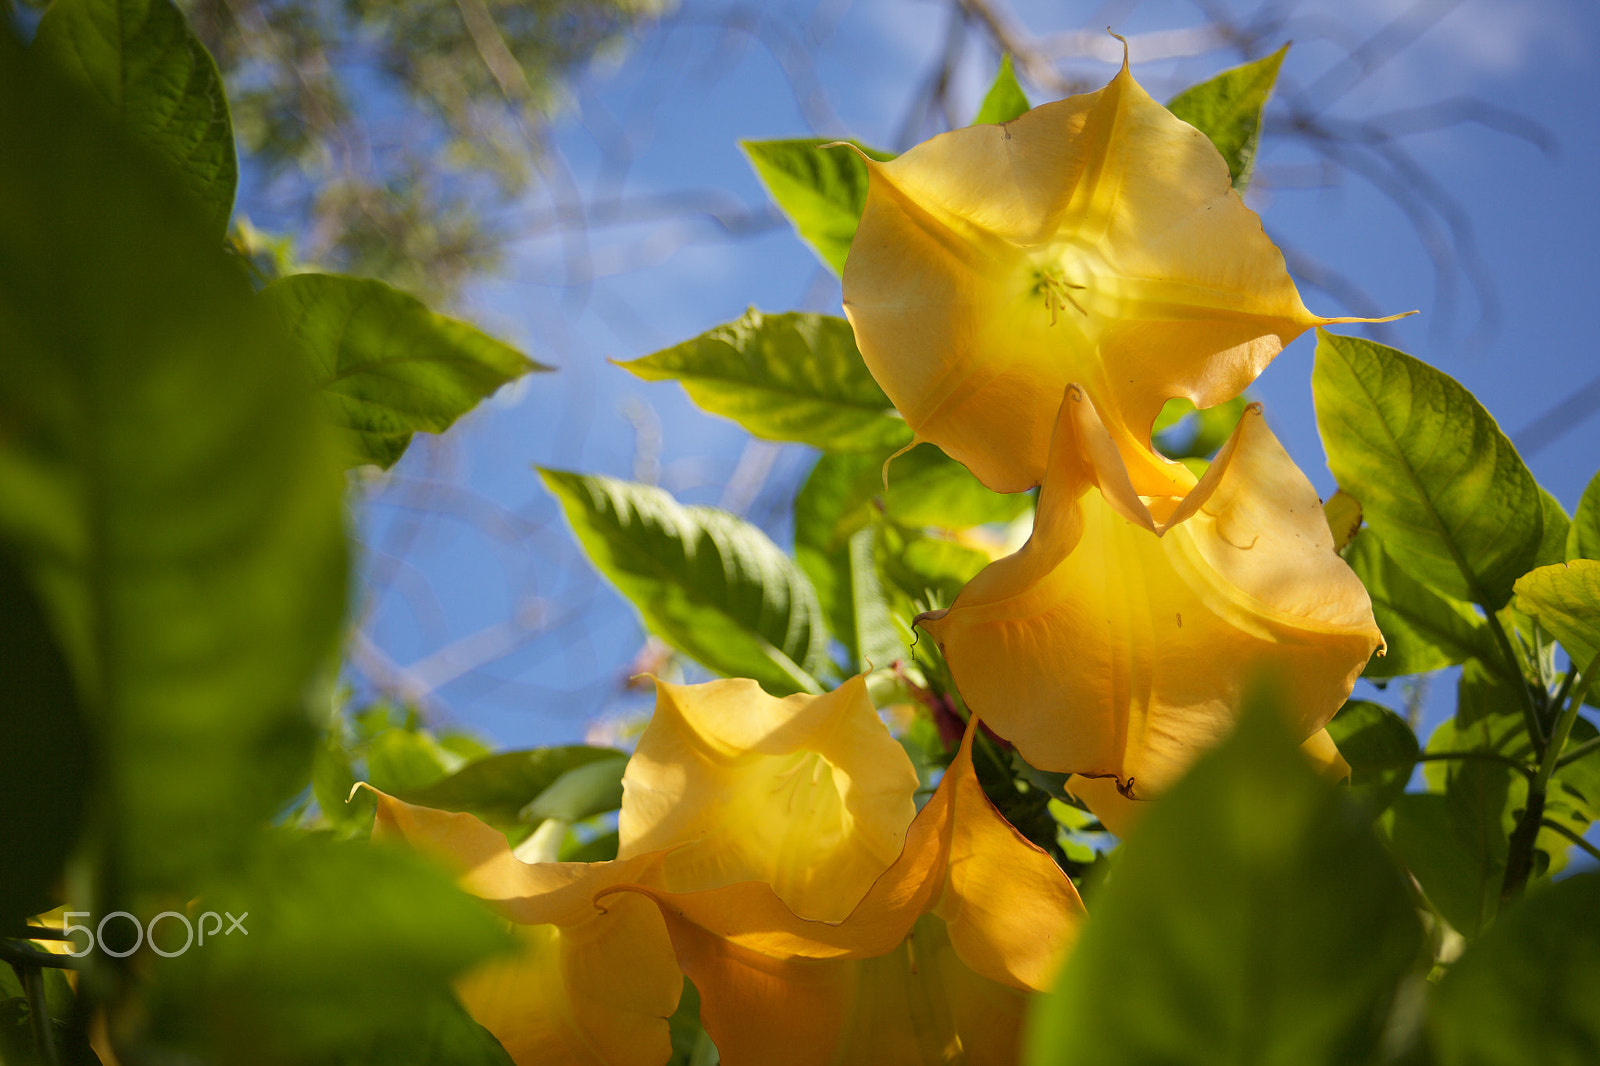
[
  {"x1": 613, "y1": 718, "x2": 1087, "y2": 1066},
  {"x1": 918, "y1": 386, "x2": 1383, "y2": 795},
  {"x1": 369, "y1": 793, "x2": 683, "y2": 1066},
  {"x1": 1065, "y1": 727, "x2": 1352, "y2": 838},
  {"x1": 842, "y1": 49, "x2": 1404, "y2": 494}
]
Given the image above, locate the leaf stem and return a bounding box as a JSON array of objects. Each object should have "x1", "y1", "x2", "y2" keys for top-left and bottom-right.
[
  {"x1": 1408, "y1": 750, "x2": 1536, "y2": 779},
  {"x1": 1556, "y1": 735, "x2": 1600, "y2": 771},
  {"x1": 1539, "y1": 819, "x2": 1600, "y2": 865},
  {"x1": 1483, "y1": 607, "x2": 1546, "y2": 749},
  {"x1": 11, "y1": 960, "x2": 59, "y2": 1065}
]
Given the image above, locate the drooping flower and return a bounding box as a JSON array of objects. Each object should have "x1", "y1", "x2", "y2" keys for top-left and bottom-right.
[
  {"x1": 613, "y1": 717, "x2": 1087, "y2": 1066},
  {"x1": 841, "y1": 47, "x2": 1406, "y2": 494},
  {"x1": 917, "y1": 386, "x2": 1383, "y2": 796},
  {"x1": 369, "y1": 793, "x2": 683, "y2": 1066},
  {"x1": 1065, "y1": 727, "x2": 1352, "y2": 838},
  {"x1": 617, "y1": 674, "x2": 919, "y2": 922}
]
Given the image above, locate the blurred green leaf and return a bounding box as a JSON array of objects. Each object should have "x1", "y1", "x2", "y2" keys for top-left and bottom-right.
[
  {"x1": 1152, "y1": 396, "x2": 1248, "y2": 461},
  {"x1": 143, "y1": 834, "x2": 512, "y2": 1064},
  {"x1": 1429, "y1": 873, "x2": 1600, "y2": 1065},
  {"x1": 365, "y1": 728, "x2": 461, "y2": 795},
  {"x1": 311, "y1": 733, "x2": 370, "y2": 834},
  {"x1": 0, "y1": 42, "x2": 347, "y2": 895},
  {"x1": 617, "y1": 310, "x2": 908, "y2": 453},
  {"x1": 399, "y1": 746, "x2": 624, "y2": 828},
  {"x1": 32, "y1": 0, "x2": 237, "y2": 236},
  {"x1": 972, "y1": 54, "x2": 1030, "y2": 125},
  {"x1": 1512, "y1": 560, "x2": 1600, "y2": 669},
  {"x1": 0, "y1": 554, "x2": 92, "y2": 926},
  {"x1": 1324, "y1": 699, "x2": 1419, "y2": 815},
  {"x1": 262, "y1": 273, "x2": 544, "y2": 470},
  {"x1": 741, "y1": 138, "x2": 895, "y2": 275},
  {"x1": 1314, "y1": 331, "x2": 1543, "y2": 610},
  {"x1": 1028, "y1": 701, "x2": 1426, "y2": 1065},
  {"x1": 1166, "y1": 44, "x2": 1288, "y2": 190},
  {"x1": 667, "y1": 978, "x2": 719, "y2": 1066},
  {"x1": 1344, "y1": 529, "x2": 1490, "y2": 678},
  {"x1": 878, "y1": 523, "x2": 989, "y2": 615},
  {"x1": 1568, "y1": 467, "x2": 1600, "y2": 562},
  {"x1": 540, "y1": 471, "x2": 826, "y2": 695},
  {"x1": 522, "y1": 755, "x2": 627, "y2": 823}
]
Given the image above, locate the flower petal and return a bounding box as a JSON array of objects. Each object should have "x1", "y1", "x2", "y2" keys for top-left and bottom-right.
[
  {"x1": 370, "y1": 790, "x2": 681, "y2": 1066},
  {"x1": 843, "y1": 54, "x2": 1403, "y2": 493},
  {"x1": 919, "y1": 389, "x2": 1382, "y2": 794},
  {"x1": 618, "y1": 674, "x2": 918, "y2": 921}
]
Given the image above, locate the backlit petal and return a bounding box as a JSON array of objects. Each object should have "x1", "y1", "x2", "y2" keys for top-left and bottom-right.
[
  {"x1": 618, "y1": 675, "x2": 918, "y2": 921},
  {"x1": 612, "y1": 722, "x2": 1085, "y2": 1064},
  {"x1": 919, "y1": 389, "x2": 1382, "y2": 794},
  {"x1": 842, "y1": 53, "x2": 1403, "y2": 493},
  {"x1": 370, "y1": 790, "x2": 681, "y2": 1066}
]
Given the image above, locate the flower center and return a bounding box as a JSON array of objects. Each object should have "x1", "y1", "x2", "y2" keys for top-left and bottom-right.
[{"x1": 1034, "y1": 266, "x2": 1088, "y2": 325}]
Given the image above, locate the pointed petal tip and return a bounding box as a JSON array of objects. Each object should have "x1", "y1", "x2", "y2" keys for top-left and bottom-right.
[
  {"x1": 1107, "y1": 28, "x2": 1130, "y2": 70},
  {"x1": 1317, "y1": 309, "x2": 1419, "y2": 327}
]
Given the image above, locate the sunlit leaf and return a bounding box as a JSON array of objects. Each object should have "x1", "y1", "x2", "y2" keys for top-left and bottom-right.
[
  {"x1": 1568, "y1": 467, "x2": 1600, "y2": 562},
  {"x1": 1166, "y1": 44, "x2": 1288, "y2": 190},
  {"x1": 399, "y1": 746, "x2": 626, "y2": 828},
  {"x1": 1513, "y1": 559, "x2": 1600, "y2": 669},
  {"x1": 1324, "y1": 699, "x2": 1418, "y2": 815},
  {"x1": 972, "y1": 54, "x2": 1030, "y2": 125},
  {"x1": 32, "y1": 0, "x2": 237, "y2": 235},
  {"x1": 0, "y1": 44, "x2": 347, "y2": 894},
  {"x1": 541, "y1": 470, "x2": 826, "y2": 695},
  {"x1": 741, "y1": 138, "x2": 895, "y2": 275},
  {"x1": 617, "y1": 309, "x2": 909, "y2": 453},
  {"x1": 1430, "y1": 873, "x2": 1600, "y2": 1065},
  {"x1": 262, "y1": 273, "x2": 544, "y2": 470},
  {"x1": 1314, "y1": 331, "x2": 1543, "y2": 609},
  {"x1": 1028, "y1": 701, "x2": 1426, "y2": 1065},
  {"x1": 1535, "y1": 488, "x2": 1571, "y2": 568},
  {"x1": 1323, "y1": 490, "x2": 1363, "y2": 552},
  {"x1": 1344, "y1": 529, "x2": 1490, "y2": 678}
]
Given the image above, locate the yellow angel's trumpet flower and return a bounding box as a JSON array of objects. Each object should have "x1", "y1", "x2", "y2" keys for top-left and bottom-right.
[
  {"x1": 368, "y1": 791, "x2": 683, "y2": 1066},
  {"x1": 1066, "y1": 727, "x2": 1353, "y2": 838},
  {"x1": 841, "y1": 46, "x2": 1410, "y2": 494},
  {"x1": 918, "y1": 386, "x2": 1383, "y2": 797},
  {"x1": 618, "y1": 674, "x2": 920, "y2": 922},
  {"x1": 611, "y1": 717, "x2": 1087, "y2": 1066}
]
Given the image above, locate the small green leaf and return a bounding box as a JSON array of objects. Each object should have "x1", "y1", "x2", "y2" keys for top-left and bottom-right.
[
  {"x1": 1344, "y1": 529, "x2": 1490, "y2": 678},
  {"x1": 1313, "y1": 331, "x2": 1544, "y2": 610},
  {"x1": 1430, "y1": 872, "x2": 1600, "y2": 1065},
  {"x1": 1028, "y1": 700, "x2": 1426, "y2": 1065},
  {"x1": 32, "y1": 0, "x2": 237, "y2": 236},
  {"x1": 1323, "y1": 699, "x2": 1419, "y2": 815},
  {"x1": 541, "y1": 470, "x2": 826, "y2": 695},
  {"x1": 1568, "y1": 467, "x2": 1600, "y2": 562},
  {"x1": 1513, "y1": 560, "x2": 1600, "y2": 669},
  {"x1": 1166, "y1": 44, "x2": 1288, "y2": 190},
  {"x1": 972, "y1": 54, "x2": 1030, "y2": 125},
  {"x1": 262, "y1": 273, "x2": 543, "y2": 469},
  {"x1": 617, "y1": 309, "x2": 908, "y2": 453},
  {"x1": 741, "y1": 138, "x2": 895, "y2": 275},
  {"x1": 845, "y1": 526, "x2": 905, "y2": 674},
  {"x1": 398, "y1": 746, "x2": 624, "y2": 828}
]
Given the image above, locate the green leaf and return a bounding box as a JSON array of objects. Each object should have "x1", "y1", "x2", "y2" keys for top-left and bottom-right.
[
  {"x1": 1324, "y1": 699, "x2": 1419, "y2": 815},
  {"x1": 617, "y1": 309, "x2": 908, "y2": 453},
  {"x1": 0, "y1": 44, "x2": 348, "y2": 895},
  {"x1": 1313, "y1": 331, "x2": 1544, "y2": 610},
  {"x1": 398, "y1": 746, "x2": 625, "y2": 828},
  {"x1": 521, "y1": 754, "x2": 627, "y2": 823},
  {"x1": 741, "y1": 138, "x2": 895, "y2": 275},
  {"x1": 971, "y1": 54, "x2": 1030, "y2": 125},
  {"x1": 1152, "y1": 396, "x2": 1249, "y2": 460},
  {"x1": 1343, "y1": 529, "x2": 1490, "y2": 678},
  {"x1": 262, "y1": 273, "x2": 544, "y2": 469},
  {"x1": 32, "y1": 0, "x2": 237, "y2": 236},
  {"x1": 1535, "y1": 488, "x2": 1571, "y2": 567},
  {"x1": 1165, "y1": 44, "x2": 1288, "y2": 191},
  {"x1": 0, "y1": 553, "x2": 91, "y2": 926},
  {"x1": 1028, "y1": 701, "x2": 1426, "y2": 1065},
  {"x1": 1513, "y1": 560, "x2": 1600, "y2": 669},
  {"x1": 365, "y1": 728, "x2": 461, "y2": 795},
  {"x1": 540, "y1": 470, "x2": 826, "y2": 695},
  {"x1": 844, "y1": 526, "x2": 904, "y2": 674},
  {"x1": 1430, "y1": 873, "x2": 1600, "y2": 1065},
  {"x1": 1568, "y1": 467, "x2": 1600, "y2": 562},
  {"x1": 878, "y1": 522, "x2": 989, "y2": 614}
]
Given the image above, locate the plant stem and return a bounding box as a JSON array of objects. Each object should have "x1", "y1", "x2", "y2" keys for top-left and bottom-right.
[
  {"x1": 1409, "y1": 750, "x2": 1536, "y2": 778},
  {"x1": 1501, "y1": 649, "x2": 1600, "y2": 902},
  {"x1": 14, "y1": 962, "x2": 59, "y2": 1065},
  {"x1": 1483, "y1": 607, "x2": 1546, "y2": 748},
  {"x1": 1539, "y1": 819, "x2": 1600, "y2": 864}
]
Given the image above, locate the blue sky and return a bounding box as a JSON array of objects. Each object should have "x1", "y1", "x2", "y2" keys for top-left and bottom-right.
[{"x1": 347, "y1": 0, "x2": 1600, "y2": 752}]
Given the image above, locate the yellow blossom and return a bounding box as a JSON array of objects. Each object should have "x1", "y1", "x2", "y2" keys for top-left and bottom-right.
[
  {"x1": 841, "y1": 47, "x2": 1407, "y2": 494},
  {"x1": 918, "y1": 386, "x2": 1383, "y2": 796}
]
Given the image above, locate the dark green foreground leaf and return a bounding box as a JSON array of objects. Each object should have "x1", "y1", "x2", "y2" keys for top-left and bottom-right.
[
  {"x1": 1028, "y1": 703, "x2": 1426, "y2": 1066},
  {"x1": 263, "y1": 273, "x2": 545, "y2": 469},
  {"x1": 541, "y1": 470, "x2": 826, "y2": 695},
  {"x1": 1324, "y1": 699, "x2": 1418, "y2": 814}
]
